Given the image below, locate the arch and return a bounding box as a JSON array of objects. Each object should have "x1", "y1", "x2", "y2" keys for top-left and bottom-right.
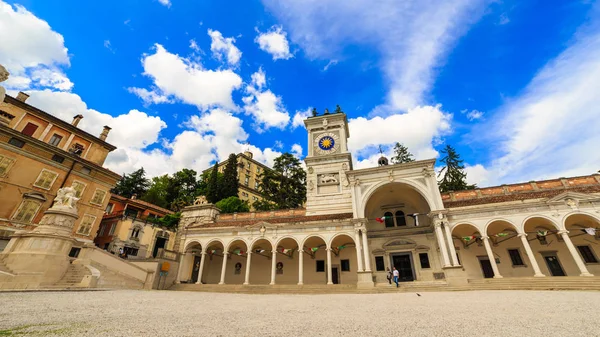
[
  {"x1": 562, "y1": 211, "x2": 600, "y2": 229},
  {"x1": 450, "y1": 222, "x2": 481, "y2": 234},
  {"x1": 205, "y1": 238, "x2": 226, "y2": 249},
  {"x1": 249, "y1": 237, "x2": 275, "y2": 249},
  {"x1": 484, "y1": 218, "x2": 519, "y2": 235},
  {"x1": 359, "y1": 179, "x2": 438, "y2": 218},
  {"x1": 395, "y1": 210, "x2": 407, "y2": 227},
  {"x1": 328, "y1": 232, "x2": 356, "y2": 248},
  {"x1": 224, "y1": 237, "x2": 250, "y2": 251},
  {"x1": 300, "y1": 234, "x2": 329, "y2": 249},
  {"x1": 183, "y1": 240, "x2": 203, "y2": 252},
  {"x1": 522, "y1": 215, "x2": 561, "y2": 232},
  {"x1": 383, "y1": 211, "x2": 394, "y2": 228},
  {"x1": 274, "y1": 236, "x2": 301, "y2": 248}
]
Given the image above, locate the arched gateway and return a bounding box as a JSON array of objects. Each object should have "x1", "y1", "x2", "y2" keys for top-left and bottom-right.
[{"x1": 176, "y1": 112, "x2": 600, "y2": 289}]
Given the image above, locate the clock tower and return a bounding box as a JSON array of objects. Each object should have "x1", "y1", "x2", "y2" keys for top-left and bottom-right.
[{"x1": 303, "y1": 113, "x2": 354, "y2": 216}]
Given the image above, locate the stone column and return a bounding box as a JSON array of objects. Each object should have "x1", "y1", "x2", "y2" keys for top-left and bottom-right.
[
  {"x1": 481, "y1": 236, "x2": 502, "y2": 278},
  {"x1": 434, "y1": 223, "x2": 451, "y2": 267},
  {"x1": 443, "y1": 222, "x2": 460, "y2": 266},
  {"x1": 298, "y1": 250, "x2": 304, "y2": 285},
  {"x1": 518, "y1": 234, "x2": 544, "y2": 277},
  {"x1": 219, "y1": 252, "x2": 229, "y2": 285},
  {"x1": 176, "y1": 252, "x2": 187, "y2": 283},
  {"x1": 243, "y1": 252, "x2": 252, "y2": 285},
  {"x1": 195, "y1": 252, "x2": 207, "y2": 284},
  {"x1": 361, "y1": 229, "x2": 372, "y2": 272},
  {"x1": 270, "y1": 250, "x2": 277, "y2": 285},
  {"x1": 327, "y1": 248, "x2": 333, "y2": 285},
  {"x1": 354, "y1": 229, "x2": 364, "y2": 272},
  {"x1": 559, "y1": 230, "x2": 594, "y2": 276}
]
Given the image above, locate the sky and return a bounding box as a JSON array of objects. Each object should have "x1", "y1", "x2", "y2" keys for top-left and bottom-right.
[{"x1": 1, "y1": 0, "x2": 599, "y2": 187}]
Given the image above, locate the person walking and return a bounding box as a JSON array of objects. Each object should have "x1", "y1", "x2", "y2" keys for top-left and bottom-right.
[
  {"x1": 386, "y1": 268, "x2": 393, "y2": 286},
  {"x1": 392, "y1": 267, "x2": 400, "y2": 288}
]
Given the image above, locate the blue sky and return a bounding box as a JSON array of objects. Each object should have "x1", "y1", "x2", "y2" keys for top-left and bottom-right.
[{"x1": 1, "y1": 0, "x2": 599, "y2": 187}]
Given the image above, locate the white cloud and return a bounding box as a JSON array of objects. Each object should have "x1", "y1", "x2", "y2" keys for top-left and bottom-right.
[
  {"x1": 157, "y1": 0, "x2": 171, "y2": 8},
  {"x1": 208, "y1": 29, "x2": 242, "y2": 66},
  {"x1": 255, "y1": 26, "x2": 293, "y2": 60},
  {"x1": 243, "y1": 68, "x2": 290, "y2": 132},
  {"x1": 189, "y1": 39, "x2": 200, "y2": 52},
  {"x1": 349, "y1": 105, "x2": 452, "y2": 168},
  {"x1": 461, "y1": 109, "x2": 484, "y2": 121},
  {"x1": 129, "y1": 44, "x2": 243, "y2": 110},
  {"x1": 464, "y1": 164, "x2": 490, "y2": 186},
  {"x1": 274, "y1": 140, "x2": 283, "y2": 149},
  {"x1": 250, "y1": 67, "x2": 266, "y2": 88},
  {"x1": 291, "y1": 144, "x2": 303, "y2": 159},
  {"x1": 0, "y1": 1, "x2": 72, "y2": 92},
  {"x1": 261, "y1": 0, "x2": 486, "y2": 111},
  {"x1": 291, "y1": 107, "x2": 312, "y2": 129},
  {"x1": 127, "y1": 87, "x2": 172, "y2": 105},
  {"x1": 103, "y1": 40, "x2": 115, "y2": 53},
  {"x1": 475, "y1": 12, "x2": 600, "y2": 184}
]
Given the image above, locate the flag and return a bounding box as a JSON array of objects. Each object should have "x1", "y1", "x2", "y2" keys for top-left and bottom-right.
[
  {"x1": 463, "y1": 236, "x2": 475, "y2": 242},
  {"x1": 537, "y1": 230, "x2": 548, "y2": 237},
  {"x1": 375, "y1": 216, "x2": 389, "y2": 223},
  {"x1": 584, "y1": 228, "x2": 596, "y2": 236},
  {"x1": 311, "y1": 247, "x2": 319, "y2": 252},
  {"x1": 210, "y1": 249, "x2": 217, "y2": 254},
  {"x1": 495, "y1": 233, "x2": 508, "y2": 237},
  {"x1": 338, "y1": 245, "x2": 346, "y2": 250},
  {"x1": 255, "y1": 249, "x2": 265, "y2": 254}
]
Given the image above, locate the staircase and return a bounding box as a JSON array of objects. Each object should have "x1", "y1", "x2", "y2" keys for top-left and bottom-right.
[
  {"x1": 0, "y1": 257, "x2": 14, "y2": 276},
  {"x1": 170, "y1": 283, "x2": 359, "y2": 294},
  {"x1": 91, "y1": 262, "x2": 145, "y2": 290},
  {"x1": 42, "y1": 263, "x2": 91, "y2": 289},
  {"x1": 466, "y1": 276, "x2": 600, "y2": 291}
]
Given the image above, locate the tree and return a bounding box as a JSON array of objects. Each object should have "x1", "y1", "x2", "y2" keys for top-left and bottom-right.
[
  {"x1": 148, "y1": 212, "x2": 181, "y2": 231},
  {"x1": 258, "y1": 153, "x2": 306, "y2": 209},
  {"x1": 221, "y1": 153, "x2": 239, "y2": 200},
  {"x1": 215, "y1": 196, "x2": 249, "y2": 213},
  {"x1": 141, "y1": 175, "x2": 170, "y2": 209},
  {"x1": 111, "y1": 168, "x2": 150, "y2": 198},
  {"x1": 437, "y1": 145, "x2": 476, "y2": 192},
  {"x1": 206, "y1": 163, "x2": 220, "y2": 204},
  {"x1": 311, "y1": 107, "x2": 318, "y2": 117},
  {"x1": 165, "y1": 169, "x2": 200, "y2": 208},
  {"x1": 391, "y1": 142, "x2": 415, "y2": 164},
  {"x1": 252, "y1": 198, "x2": 276, "y2": 211}
]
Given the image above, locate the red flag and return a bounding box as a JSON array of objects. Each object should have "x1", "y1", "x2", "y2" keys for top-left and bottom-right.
[{"x1": 376, "y1": 216, "x2": 387, "y2": 223}]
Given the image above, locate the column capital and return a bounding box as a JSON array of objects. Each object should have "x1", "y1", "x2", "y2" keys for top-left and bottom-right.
[
  {"x1": 434, "y1": 222, "x2": 443, "y2": 229},
  {"x1": 326, "y1": 248, "x2": 332, "y2": 252},
  {"x1": 223, "y1": 252, "x2": 229, "y2": 256},
  {"x1": 246, "y1": 251, "x2": 253, "y2": 255},
  {"x1": 201, "y1": 251, "x2": 207, "y2": 255},
  {"x1": 558, "y1": 230, "x2": 569, "y2": 235},
  {"x1": 354, "y1": 228, "x2": 362, "y2": 234},
  {"x1": 480, "y1": 236, "x2": 490, "y2": 240},
  {"x1": 298, "y1": 249, "x2": 304, "y2": 254},
  {"x1": 271, "y1": 250, "x2": 277, "y2": 255},
  {"x1": 517, "y1": 233, "x2": 527, "y2": 238}
]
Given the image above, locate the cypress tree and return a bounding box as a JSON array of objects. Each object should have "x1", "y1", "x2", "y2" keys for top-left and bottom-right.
[
  {"x1": 206, "y1": 163, "x2": 220, "y2": 203},
  {"x1": 221, "y1": 153, "x2": 239, "y2": 200}
]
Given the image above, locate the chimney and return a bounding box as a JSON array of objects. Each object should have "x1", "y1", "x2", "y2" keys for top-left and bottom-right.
[
  {"x1": 72, "y1": 114, "x2": 84, "y2": 127},
  {"x1": 100, "y1": 125, "x2": 111, "y2": 141},
  {"x1": 16, "y1": 92, "x2": 30, "y2": 102}
]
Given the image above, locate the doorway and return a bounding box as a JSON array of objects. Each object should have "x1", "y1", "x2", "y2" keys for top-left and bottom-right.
[
  {"x1": 191, "y1": 255, "x2": 202, "y2": 283},
  {"x1": 478, "y1": 258, "x2": 494, "y2": 278},
  {"x1": 543, "y1": 255, "x2": 566, "y2": 276},
  {"x1": 153, "y1": 236, "x2": 167, "y2": 258},
  {"x1": 332, "y1": 267, "x2": 339, "y2": 284},
  {"x1": 391, "y1": 253, "x2": 415, "y2": 281}
]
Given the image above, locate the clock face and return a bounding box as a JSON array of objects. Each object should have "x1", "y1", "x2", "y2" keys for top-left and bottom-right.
[{"x1": 314, "y1": 132, "x2": 339, "y2": 155}]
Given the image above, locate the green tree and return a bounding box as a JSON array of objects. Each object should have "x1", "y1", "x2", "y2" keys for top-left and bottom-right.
[
  {"x1": 165, "y1": 169, "x2": 200, "y2": 208},
  {"x1": 391, "y1": 142, "x2": 415, "y2": 164},
  {"x1": 252, "y1": 198, "x2": 276, "y2": 211},
  {"x1": 206, "y1": 163, "x2": 220, "y2": 203},
  {"x1": 258, "y1": 153, "x2": 306, "y2": 209},
  {"x1": 215, "y1": 196, "x2": 249, "y2": 213},
  {"x1": 141, "y1": 175, "x2": 170, "y2": 209},
  {"x1": 148, "y1": 212, "x2": 181, "y2": 231},
  {"x1": 437, "y1": 145, "x2": 476, "y2": 192},
  {"x1": 111, "y1": 167, "x2": 150, "y2": 198},
  {"x1": 221, "y1": 153, "x2": 239, "y2": 200}
]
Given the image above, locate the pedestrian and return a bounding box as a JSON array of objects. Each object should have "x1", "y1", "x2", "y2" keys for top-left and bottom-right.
[
  {"x1": 386, "y1": 268, "x2": 392, "y2": 286},
  {"x1": 392, "y1": 267, "x2": 400, "y2": 288}
]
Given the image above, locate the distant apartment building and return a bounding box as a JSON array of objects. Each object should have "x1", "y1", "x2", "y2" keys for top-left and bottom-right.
[
  {"x1": 0, "y1": 92, "x2": 120, "y2": 250},
  {"x1": 94, "y1": 194, "x2": 176, "y2": 258},
  {"x1": 202, "y1": 151, "x2": 272, "y2": 208}
]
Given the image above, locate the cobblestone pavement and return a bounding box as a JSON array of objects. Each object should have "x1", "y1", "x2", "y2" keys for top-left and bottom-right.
[{"x1": 0, "y1": 290, "x2": 598, "y2": 336}]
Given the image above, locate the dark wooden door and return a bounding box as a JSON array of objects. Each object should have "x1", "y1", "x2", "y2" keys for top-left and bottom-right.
[
  {"x1": 544, "y1": 255, "x2": 566, "y2": 276},
  {"x1": 153, "y1": 237, "x2": 167, "y2": 258},
  {"x1": 479, "y1": 259, "x2": 494, "y2": 278},
  {"x1": 332, "y1": 267, "x2": 339, "y2": 284},
  {"x1": 21, "y1": 123, "x2": 38, "y2": 136},
  {"x1": 392, "y1": 254, "x2": 414, "y2": 281},
  {"x1": 191, "y1": 255, "x2": 201, "y2": 283}
]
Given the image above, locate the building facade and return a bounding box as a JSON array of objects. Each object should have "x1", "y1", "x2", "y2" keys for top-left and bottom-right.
[
  {"x1": 94, "y1": 194, "x2": 176, "y2": 259},
  {"x1": 0, "y1": 92, "x2": 120, "y2": 251},
  {"x1": 202, "y1": 151, "x2": 272, "y2": 208},
  {"x1": 175, "y1": 112, "x2": 600, "y2": 288}
]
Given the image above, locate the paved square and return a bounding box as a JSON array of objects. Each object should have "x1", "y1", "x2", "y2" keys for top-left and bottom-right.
[{"x1": 1, "y1": 290, "x2": 598, "y2": 336}]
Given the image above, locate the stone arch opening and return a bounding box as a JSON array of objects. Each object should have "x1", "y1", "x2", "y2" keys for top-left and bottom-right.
[
  {"x1": 451, "y1": 223, "x2": 490, "y2": 279},
  {"x1": 180, "y1": 241, "x2": 202, "y2": 283},
  {"x1": 224, "y1": 239, "x2": 249, "y2": 285},
  {"x1": 203, "y1": 240, "x2": 225, "y2": 284},
  {"x1": 273, "y1": 237, "x2": 300, "y2": 285},
  {"x1": 329, "y1": 233, "x2": 358, "y2": 285},
  {"x1": 301, "y1": 236, "x2": 328, "y2": 284},
  {"x1": 564, "y1": 213, "x2": 600, "y2": 266},
  {"x1": 249, "y1": 238, "x2": 274, "y2": 285}
]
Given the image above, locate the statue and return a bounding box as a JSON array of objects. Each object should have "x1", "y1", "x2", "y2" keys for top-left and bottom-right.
[
  {"x1": 320, "y1": 174, "x2": 338, "y2": 184},
  {"x1": 194, "y1": 195, "x2": 208, "y2": 205},
  {"x1": 0, "y1": 64, "x2": 8, "y2": 105},
  {"x1": 52, "y1": 187, "x2": 80, "y2": 209}
]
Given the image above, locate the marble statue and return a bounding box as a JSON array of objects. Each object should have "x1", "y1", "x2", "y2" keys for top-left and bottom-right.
[
  {"x1": 320, "y1": 174, "x2": 338, "y2": 184},
  {"x1": 194, "y1": 195, "x2": 208, "y2": 205},
  {"x1": 0, "y1": 64, "x2": 8, "y2": 105},
  {"x1": 53, "y1": 187, "x2": 80, "y2": 209}
]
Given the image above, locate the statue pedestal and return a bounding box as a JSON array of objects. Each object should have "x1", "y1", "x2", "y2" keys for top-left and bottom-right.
[{"x1": 1, "y1": 204, "x2": 79, "y2": 284}]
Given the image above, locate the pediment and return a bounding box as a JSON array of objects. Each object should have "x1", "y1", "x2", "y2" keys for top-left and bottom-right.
[
  {"x1": 245, "y1": 221, "x2": 279, "y2": 230},
  {"x1": 547, "y1": 191, "x2": 600, "y2": 204},
  {"x1": 383, "y1": 238, "x2": 417, "y2": 248}
]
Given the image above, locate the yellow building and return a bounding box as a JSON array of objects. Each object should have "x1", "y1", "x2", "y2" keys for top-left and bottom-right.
[
  {"x1": 0, "y1": 92, "x2": 120, "y2": 250},
  {"x1": 202, "y1": 151, "x2": 272, "y2": 208}
]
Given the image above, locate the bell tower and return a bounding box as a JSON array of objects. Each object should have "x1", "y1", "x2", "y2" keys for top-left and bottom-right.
[{"x1": 303, "y1": 113, "x2": 354, "y2": 215}]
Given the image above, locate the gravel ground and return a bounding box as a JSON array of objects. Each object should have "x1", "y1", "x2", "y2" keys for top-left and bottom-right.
[{"x1": 0, "y1": 290, "x2": 598, "y2": 336}]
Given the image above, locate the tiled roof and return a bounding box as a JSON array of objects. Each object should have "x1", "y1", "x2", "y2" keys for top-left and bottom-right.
[{"x1": 191, "y1": 212, "x2": 354, "y2": 229}]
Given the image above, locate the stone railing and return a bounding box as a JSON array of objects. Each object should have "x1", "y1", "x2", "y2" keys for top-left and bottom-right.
[{"x1": 216, "y1": 208, "x2": 306, "y2": 221}]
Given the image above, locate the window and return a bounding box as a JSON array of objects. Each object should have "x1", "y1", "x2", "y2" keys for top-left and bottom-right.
[
  {"x1": 21, "y1": 122, "x2": 38, "y2": 137},
  {"x1": 71, "y1": 181, "x2": 86, "y2": 198},
  {"x1": 105, "y1": 203, "x2": 114, "y2": 214},
  {"x1": 316, "y1": 260, "x2": 325, "y2": 272},
  {"x1": 252, "y1": 196, "x2": 258, "y2": 201},
  {"x1": 419, "y1": 253, "x2": 431, "y2": 269},
  {"x1": 90, "y1": 189, "x2": 107, "y2": 205},
  {"x1": 8, "y1": 137, "x2": 25, "y2": 148},
  {"x1": 256, "y1": 167, "x2": 261, "y2": 174},
  {"x1": 33, "y1": 169, "x2": 58, "y2": 190},
  {"x1": 577, "y1": 246, "x2": 598, "y2": 263},
  {"x1": 456, "y1": 253, "x2": 461, "y2": 265},
  {"x1": 12, "y1": 199, "x2": 41, "y2": 223},
  {"x1": 49, "y1": 134, "x2": 63, "y2": 147},
  {"x1": 124, "y1": 247, "x2": 138, "y2": 256},
  {"x1": 70, "y1": 143, "x2": 84, "y2": 156},
  {"x1": 131, "y1": 227, "x2": 142, "y2": 239},
  {"x1": 81, "y1": 167, "x2": 91, "y2": 175},
  {"x1": 341, "y1": 259, "x2": 350, "y2": 272},
  {"x1": 384, "y1": 211, "x2": 394, "y2": 228},
  {"x1": 77, "y1": 214, "x2": 96, "y2": 235},
  {"x1": 0, "y1": 155, "x2": 16, "y2": 177},
  {"x1": 68, "y1": 247, "x2": 81, "y2": 258},
  {"x1": 395, "y1": 211, "x2": 407, "y2": 226},
  {"x1": 375, "y1": 256, "x2": 385, "y2": 271},
  {"x1": 109, "y1": 223, "x2": 116, "y2": 235},
  {"x1": 508, "y1": 249, "x2": 525, "y2": 266},
  {"x1": 245, "y1": 175, "x2": 249, "y2": 186},
  {"x1": 241, "y1": 192, "x2": 248, "y2": 197},
  {"x1": 51, "y1": 154, "x2": 64, "y2": 163},
  {"x1": 125, "y1": 208, "x2": 138, "y2": 218},
  {"x1": 255, "y1": 181, "x2": 259, "y2": 189}
]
